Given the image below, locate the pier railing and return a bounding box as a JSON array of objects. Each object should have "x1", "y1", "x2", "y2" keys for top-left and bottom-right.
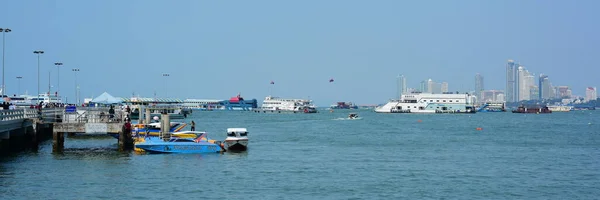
[
  {"x1": 0, "y1": 109, "x2": 38, "y2": 121},
  {"x1": 62, "y1": 107, "x2": 126, "y2": 123}
]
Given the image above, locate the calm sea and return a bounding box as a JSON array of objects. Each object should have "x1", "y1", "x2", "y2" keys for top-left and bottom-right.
[{"x1": 1, "y1": 109, "x2": 599, "y2": 199}]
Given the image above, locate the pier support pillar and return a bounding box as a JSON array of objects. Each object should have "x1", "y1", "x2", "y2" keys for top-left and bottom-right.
[
  {"x1": 119, "y1": 126, "x2": 133, "y2": 151},
  {"x1": 145, "y1": 108, "x2": 151, "y2": 125},
  {"x1": 28, "y1": 127, "x2": 38, "y2": 151},
  {"x1": 139, "y1": 106, "x2": 145, "y2": 124},
  {"x1": 160, "y1": 112, "x2": 170, "y2": 140},
  {"x1": 52, "y1": 131, "x2": 64, "y2": 153}
]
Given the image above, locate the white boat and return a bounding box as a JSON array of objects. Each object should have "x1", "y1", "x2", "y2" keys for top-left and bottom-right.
[
  {"x1": 224, "y1": 128, "x2": 248, "y2": 151},
  {"x1": 547, "y1": 105, "x2": 573, "y2": 112},
  {"x1": 348, "y1": 113, "x2": 359, "y2": 119},
  {"x1": 258, "y1": 96, "x2": 317, "y2": 113},
  {"x1": 375, "y1": 93, "x2": 477, "y2": 113},
  {"x1": 29, "y1": 93, "x2": 63, "y2": 104}
]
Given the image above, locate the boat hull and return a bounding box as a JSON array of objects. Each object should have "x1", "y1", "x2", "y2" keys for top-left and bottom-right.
[
  {"x1": 225, "y1": 139, "x2": 248, "y2": 151},
  {"x1": 135, "y1": 142, "x2": 222, "y2": 153}
]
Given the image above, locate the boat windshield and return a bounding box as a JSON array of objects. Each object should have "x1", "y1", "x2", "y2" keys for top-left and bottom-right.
[
  {"x1": 240, "y1": 132, "x2": 248, "y2": 137},
  {"x1": 227, "y1": 132, "x2": 236, "y2": 137}
]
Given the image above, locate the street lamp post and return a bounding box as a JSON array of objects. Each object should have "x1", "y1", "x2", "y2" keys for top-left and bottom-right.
[
  {"x1": 16, "y1": 76, "x2": 22, "y2": 96},
  {"x1": 33, "y1": 50, "x2": 44, "y2": 103},
  {"x1": 54, "y1": 62, "x2": 62, "y2": 97},
  {"x1": 72, "y1": 68, "x2": 80, "y2": 105},
  {"x1": 162, "y1": 73, "x2": 169, "y2": 97},
  {"x1": 1, "y1": 28, "x2": 12, "y2": 96}
]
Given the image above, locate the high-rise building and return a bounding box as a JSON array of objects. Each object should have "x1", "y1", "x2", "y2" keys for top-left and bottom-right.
[
  {"x1": 517, "y1": 66, "x2": 534, "y2": 101},
  {"x1": 475, "y1": 73, "x2": 484, "y2": 101},
  {"x1": 496, "y1": 93, "x2": 505, "y2": 102},
  {"x1": 538, "y1": 74, "x2": 547, "y2": 100},
  {"x1": 555, "y1": 86, "x2": 571, "y2": 99},
  {"x1": 397, "y1": 75, "x2": 407, "y2": 98},
  {"x1": 539, "y1": 74, "x2": 554, "y2": 100},
  {"x1": 420, "y1": 81, "x2": 427, "y2": 93},
  {"x1": 529, "y1": 85, "x2": 539, "y2": 101},
  {"x1": 585, "y1": 87, "x2": 597, "y2": 102},
  {"x1": 505, "y1": 60, "x2": 517, "y2": 102},
  {"x1": 441, "y1": 82, "x2": 448, "y2": 93},
  {"x1": 481, "y1": 90, "x2": 504, "y2": 102}
]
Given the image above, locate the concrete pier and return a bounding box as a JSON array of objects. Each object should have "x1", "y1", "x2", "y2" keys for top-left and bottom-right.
[{"x1": 0, "y1": 109, "x2": 58, "y2": 155}]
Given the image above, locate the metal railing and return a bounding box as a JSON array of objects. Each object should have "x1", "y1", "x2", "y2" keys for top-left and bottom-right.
[{"x1": 62, "y1": 107, "x2": 126, "y2": 123}]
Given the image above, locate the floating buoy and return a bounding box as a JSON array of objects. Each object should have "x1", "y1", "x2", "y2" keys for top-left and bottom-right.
[
  {"x1": 417, "y1": 120, "x2": 422, "y2": 123},
  {"x1": 476, "y1": 127, "x2": 483, "y2": 131}
]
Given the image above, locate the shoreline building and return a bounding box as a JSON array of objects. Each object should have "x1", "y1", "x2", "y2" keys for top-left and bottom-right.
[
  {"x1": 475, "y1": 73, "x2": 484, "y2": 103},
  {"x1": 517, "y1": 65, "x2": 534, "y2": 101},
  {"x1": 538, "y1": 74, "x2": 555, "y2": 100},
  {"x1": 397, "y1": 75, "x2": 407, "y2": 98},
  {"x1": 585, "y1": 87, "x2": 597, "y2": 102},
  {"x1": 505, "y1": 60, "x2": 517, "y2": 102}
]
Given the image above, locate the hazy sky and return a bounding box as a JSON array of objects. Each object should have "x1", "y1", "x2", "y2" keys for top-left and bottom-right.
[{"x1": 2, "y1": 0, "x2": 599, "y2": 106}]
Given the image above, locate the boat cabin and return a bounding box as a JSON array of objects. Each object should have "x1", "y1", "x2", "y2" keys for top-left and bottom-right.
[{"x1": 227, "y1": 128, "x2": 248, "y2": 137}]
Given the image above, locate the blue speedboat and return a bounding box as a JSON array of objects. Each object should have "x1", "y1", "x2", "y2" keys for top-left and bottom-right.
[{"x1": 134, "y1": 131, "x2": 224, "y2": 154}]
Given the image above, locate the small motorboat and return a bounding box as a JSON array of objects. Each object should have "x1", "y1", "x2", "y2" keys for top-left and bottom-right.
[
  {"x1": 348, "y1": 113, "x2": 359, "y2": 119},
  {"x1": 224, "y1": 128, "x2": 249, "y2": 151},
  {"x1": 134, "y1": 131, "x2": 224, "y2": 154}
]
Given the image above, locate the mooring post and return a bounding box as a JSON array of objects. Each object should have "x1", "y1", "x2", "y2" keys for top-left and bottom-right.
[
  {"x1": 160, "y1": 112, "x2": 170, "y2": 140},
  {"x1": 52, "y1": 130, "x2": 64, "y2": 153},
  {"x1": 118, "y1": 122, "x2": 133, "y2": 151}
]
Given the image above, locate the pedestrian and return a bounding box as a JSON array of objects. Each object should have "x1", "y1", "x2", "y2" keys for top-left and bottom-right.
[{"x1": 191, "y1": 120, "x2": 196, "y2": 131}]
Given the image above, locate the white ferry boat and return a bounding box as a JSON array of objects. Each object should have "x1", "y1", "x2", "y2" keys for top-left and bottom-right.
[
  {"x1": 257, "y1": 96, "x2": 317, "y2": 113},
  {"x1": 30, "y1": 93, "x2": 63, "y2": 104},
  {"x1": 547, "y1": 105, "x2": 573, "y2": 112},
  {"x1": 375, "y1": 93, "x2": 476, "y2": 113}
]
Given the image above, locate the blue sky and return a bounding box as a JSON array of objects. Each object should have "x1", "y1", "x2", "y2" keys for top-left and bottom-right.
[{"x1": 2, "y1": 0, "x2": 599, "y2": 106}]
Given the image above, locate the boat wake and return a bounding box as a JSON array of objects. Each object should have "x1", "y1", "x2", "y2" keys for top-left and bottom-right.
[{"x1": 333, "y1": 117, "x2": 363, "y2": 121}]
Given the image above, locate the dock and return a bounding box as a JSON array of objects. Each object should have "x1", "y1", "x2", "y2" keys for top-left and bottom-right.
[{"x1": 0, "y1": 108, "x2": 62, "y2": 153}]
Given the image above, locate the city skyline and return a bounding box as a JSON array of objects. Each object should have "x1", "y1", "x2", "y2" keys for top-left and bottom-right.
[{"x1": 1, "y1": 1, "x2": 599, "y2": 105}]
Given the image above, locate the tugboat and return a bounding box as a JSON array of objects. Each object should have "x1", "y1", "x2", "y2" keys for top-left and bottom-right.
[
  {"x1": 511, "y1": 105, "x2": 552, "y2": 114},
  {"x1": 224, "y1": 128, "x2": 249, "y2": 151}
]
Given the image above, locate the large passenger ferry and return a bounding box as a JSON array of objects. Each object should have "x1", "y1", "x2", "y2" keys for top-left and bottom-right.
[
  {"x1": 257, "y1": 96, "x2": 317, "y2": 113},
  {"x1": 375, "y1": 93, "x2": 476, "y2": 113},
  {"x1": 183, "y1": 94, "x2": 257, "y2": 111}
]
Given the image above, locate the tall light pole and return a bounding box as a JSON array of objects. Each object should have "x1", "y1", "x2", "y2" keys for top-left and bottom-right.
[
  {"x1": 33, "y1": 50, "x2": 44, "y2": 103},
  {"x1": 54, "y1": 62, "x2": 62, "y2": 97},
  {"x1": 16, "y1": 76, "x2": 22, "y2": 96},
  {"x1": 162, "y1": 73, "x2": 169, "y2": 97},
  {"x1": 1, "y1": 28, "x2": 12, "y2": 96},
  {"x1": 72, "y1": 68, "x2": 80, "y2": 105}
]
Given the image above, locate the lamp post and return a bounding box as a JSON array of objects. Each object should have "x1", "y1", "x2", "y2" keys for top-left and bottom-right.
[
  {"x1": 1, "y1": 28, "x2": 12, "y2": 96},
  {"x1": 72, "y1": 68, "x2": 80, "y2": 105},
  {"x1": 162, "y1": 73, "x2": 169, "y2": 97},
  {"x1": 16, "y1": 76, "x2": 22, "y2": 96},
  {"x1": 54, "y1": 62, "x2": 62, "y2": 97},
  {"x1": 33, "y1": 50, "x2": 44, "y2": 103}
]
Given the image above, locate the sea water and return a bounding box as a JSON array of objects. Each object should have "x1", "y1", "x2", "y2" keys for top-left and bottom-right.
[{"x1": 1, "y1": 110, "x2": 599, "y2": 199}]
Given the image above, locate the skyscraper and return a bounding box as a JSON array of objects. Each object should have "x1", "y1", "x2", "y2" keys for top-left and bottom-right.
[
  {"x1": 420, "y1": 80, "x2": 427, "y2": 93},
  {"x1": 505, "y1": 60, "x2": 517, "y2": 102},
  {"x1": 538, "y1": 74, "x2": 548, "y2": 100},
  {"x1": 441, "y1": 82, "x2": 448, "y2": 93},
  {"x1": 397, "y1": 75, "x2": 407, "y2": 98},
  {"x1": 585, "y1": 87, "x2": 597, "y2": 102},
  {"x1": 475, "y1": 73, "x2": 484, "y2": 101}
]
